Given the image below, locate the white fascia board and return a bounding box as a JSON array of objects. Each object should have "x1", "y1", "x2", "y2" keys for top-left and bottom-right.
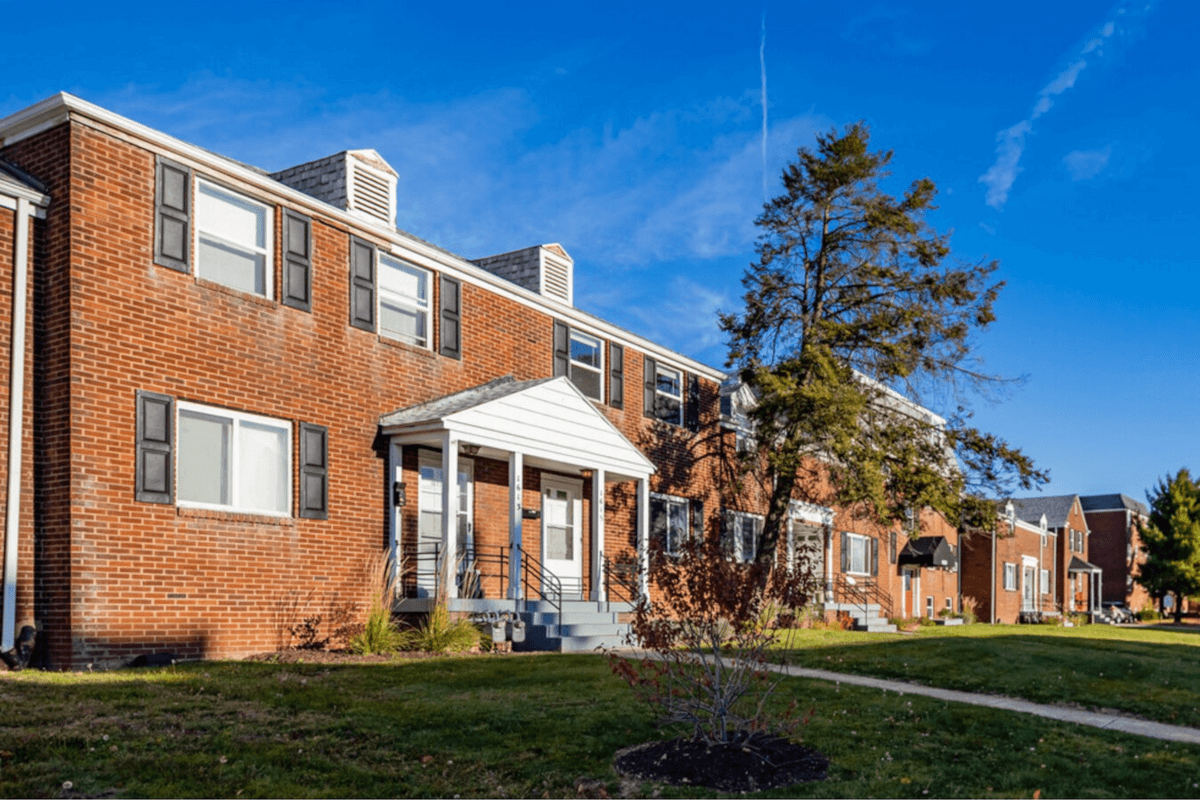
[
  {"x1": 0, "y1": 176, "x2": 50, "y2": 213},
  {"x1": 0, "y1": 93, "x2": 723, "y2": 383}
]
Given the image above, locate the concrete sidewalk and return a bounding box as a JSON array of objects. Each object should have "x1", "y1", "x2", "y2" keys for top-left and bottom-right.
[{"x1": 770, "y1": 662, "x2": 1200, "y2": 745}]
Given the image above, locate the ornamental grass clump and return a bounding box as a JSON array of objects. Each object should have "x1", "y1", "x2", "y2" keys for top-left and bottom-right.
[{"x1": 350, "y1": 550, "x2": 404, "y2": 655}]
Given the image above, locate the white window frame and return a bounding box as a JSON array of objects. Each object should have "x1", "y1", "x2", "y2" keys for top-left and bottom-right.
[
  {"x1": 654, "y1": 363, "x2": 684, "y2": 426},
  {"x1": 176, "y1": 401, "x2": 292, "y2": 517},
  {"x1": 926, "y1": 596, "x2": 934, "y2": 618},
  {"x1": 725, "y1": 510, "x2": 763, "y2": 564},
  {"x1": 846, "y1": 532, "x2": 871, "y2": 576},
  {"x1": 378, "y1": 253, "x2": 432, "y2": 348},
  {"x1": 1041, "y1": 568, "x2": 1050, "y2": 595},
  {"x1": 568, "y1": 329, "x2": 603, "y2": 400},
  {"x1": 651, "y1": 493, "x2": 690, "y2": 557},
  {"x1": 195, "y1": 178, "x2": 274, "y2": 298},
  {"x1": 1003, "y1": 562, "x2": 1017, "y2": 591}
]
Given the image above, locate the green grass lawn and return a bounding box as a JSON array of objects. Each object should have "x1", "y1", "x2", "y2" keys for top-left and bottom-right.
[
  {"x1": 773, "y1": 623, "x2": 1200, "y2": 729},
  {"x1": 1, "y1": 645, "x2": 1199, "y2": 798}
]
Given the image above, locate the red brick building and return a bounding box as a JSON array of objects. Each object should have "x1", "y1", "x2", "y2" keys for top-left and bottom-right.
[
  {"x1": 0, "y1": 93, "x2": 976, "y2": 667},
  {"x1": 1080, "y1": 493, "x2": 1150, "y2": 611},
  {"x1": 961, "y1": 503, "x2": 1055, "y2": 624}
]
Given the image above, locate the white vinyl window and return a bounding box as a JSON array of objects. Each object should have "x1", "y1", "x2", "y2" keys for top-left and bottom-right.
[
  {"x1": 926, "y1": 596, "x2": 934, "y2": 618},
  {"x1": 651, "y1": 494, "x2": 690, "y2": 556},
  {"x1": 379, "y1": 254, "x2": 431, "y2": 347},
  {"x1": 847, "y1": 532, "x2": 870, "y2": 575},
  {"x1": 196, "y1": 179, "x2": 273, "y2": 297},
  {"x1": 569, "y1": 330, "x2": 603, "y2": 400},
  {"x1": 1041, "y1": 569, "x2": 1050, "y2": 595},
  {"x1": 653, "y1": 363, "x2": 683, "y2": 425},
  {"x1": 1004, "y1": 562, "x2": 1017, "y2": 591},
  {"x1": 177, "y1": 402, "x2": 291, "y2": 516},
  {"x1": 723, "y1": 511, "x2": 763, "y2": 563}
]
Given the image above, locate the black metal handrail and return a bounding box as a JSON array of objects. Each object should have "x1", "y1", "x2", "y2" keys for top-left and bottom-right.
[
  {"x1": 834, "y1": 574, "x2": 893, "y2": 620},
  {"x1": 514, "y1": 544, "x2": 562, "y2": 616},
  {"x1": 399, "y1": 540, "x2": 443, "y2": 600},
  {"x1": 603, "y1": 553, "x2": 640, "y2": 608}
]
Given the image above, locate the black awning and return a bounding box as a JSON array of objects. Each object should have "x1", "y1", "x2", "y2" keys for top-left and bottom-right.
[
  {"x1": 1067, "y1": 555, "x2": 1102, "y2": 574},
  {"x1": 898, "y1": 536, "x2": 956, "y2": 568}
]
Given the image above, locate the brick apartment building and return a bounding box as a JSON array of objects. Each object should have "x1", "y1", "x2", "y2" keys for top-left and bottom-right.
[
  {"x1": 0, "y1": 93, "x2": 1064, "y2": 668},
  {"x1": 1080, "y1": 493, "x2": 1150, "y2": 611}
]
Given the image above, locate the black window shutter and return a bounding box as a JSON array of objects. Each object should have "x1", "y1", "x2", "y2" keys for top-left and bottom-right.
[
  {"x1": 889, "y1": 531, "x2": 897, "y2": 564},
  {"x1": 643, "y1": 356, "x2": 657, "y2": 418},
  {"x1": 870, "y1": 537, "x2": 879, "y2": 576},
  {"x1": 720, "y1": 511, "x2": 734, "y2": 556},
  {"x1": 840, "y1": 532, "x2": 848, "y2": 573},
  {"x1": 609, "y1": 343, "x2": 624, "y2": 408},
  {"x1": 136, "y1": 391, "x2": 173, "y2": 504},
  {"x1": 690, "y1": 500, "x2": 704, "y2": 543},
  {"x1": 154, "y1": 157, "x2": 191, "y2": 273},
  {"x1": 439, "y1": 275, "x2": 462, "y2": 359},
  {"x1": 298, "y1": 422, "x2": 329, "y2": 520},
  {"x1": 685, "y1": 373, "x2": 701, "y2": 432},
  {"x1": 281, "y1": 208, "x2": 313, "y2": 311},
  {"x1": 552, "y1": 321, "x2": 569, "y2": 377},
  {"x1": 349, "y1": 236, "x2": 376, "y2": 331}
]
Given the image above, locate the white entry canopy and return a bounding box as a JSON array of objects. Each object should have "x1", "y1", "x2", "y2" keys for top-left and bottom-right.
[{"x1": 379, "y1": 376, "x2": 656, "y2": 481}]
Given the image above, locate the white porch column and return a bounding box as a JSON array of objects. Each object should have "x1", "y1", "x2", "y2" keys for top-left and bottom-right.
[
  {"x1": 637, "y1": 477, "x2": 650, "y2": 599},
  {"x1": 388, "y1": 441, "x2": 403, "y2": 585},
  {"x1": 441, "y1": 432, "x2": 459, "y2": 599},
  {"x1": 592, "y1": 469, "x2": 606, "y2": 602},
  {"x1": 508, "y1": 451, "x2": 523, "y2": 599}
]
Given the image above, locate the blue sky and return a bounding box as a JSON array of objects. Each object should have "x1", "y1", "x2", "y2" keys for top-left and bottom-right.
[{"x1": 2, "y1": 0, "x2": 1195, "y2": 501}]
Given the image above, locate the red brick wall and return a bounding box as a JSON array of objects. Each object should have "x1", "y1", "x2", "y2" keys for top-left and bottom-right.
[
  {"x1": 3, "y1": 119, "x2": 729, "y2": 667},
  {"x1": 960, "y1": 521, "x2": 1052, "y2": 624},
  {"x1": 1085, "y1": 508, "x2": 1150, "y2": 610}
]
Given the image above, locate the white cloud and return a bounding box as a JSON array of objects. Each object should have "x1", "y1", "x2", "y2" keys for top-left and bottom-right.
[
  {"x1": 979, "y1": 1, "x2": 1157, "y2": 210},
  {"x1": 1063, "y1": 146, "x2": 1112, "y2": 180}
]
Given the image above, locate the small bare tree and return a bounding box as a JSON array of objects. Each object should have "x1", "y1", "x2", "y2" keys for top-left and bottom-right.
[{"x1": 609, "y1": 538, "x2": 817, "y2": 747}]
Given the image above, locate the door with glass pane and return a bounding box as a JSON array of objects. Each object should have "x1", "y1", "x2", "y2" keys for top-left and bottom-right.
[
  {"x1": 416, "y1": 455, "x2": 473, "y2": 598},
  {"x1": 541, "y1": 476, "x2": 583, "y2": 599},
  {"x1": 1022, "y1": 566, "x2": 1036, "y2": 611}
]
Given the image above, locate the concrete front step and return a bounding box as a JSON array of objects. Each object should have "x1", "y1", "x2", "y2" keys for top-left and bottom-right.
[{"x1": 511, "y1": 599, "x2": 631, "y2": 652}]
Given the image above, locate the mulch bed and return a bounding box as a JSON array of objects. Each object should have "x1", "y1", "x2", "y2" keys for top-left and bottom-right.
[{"x1": 613, "y1": 734, "x2": 828, "y2": 793}]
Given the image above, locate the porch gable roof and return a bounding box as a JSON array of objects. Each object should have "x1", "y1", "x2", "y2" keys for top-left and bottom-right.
[{"x1": 380, "y1": 375, "x2": 656, "y2": 481}]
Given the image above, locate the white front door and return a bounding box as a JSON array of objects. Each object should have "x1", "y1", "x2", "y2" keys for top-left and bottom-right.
[
  {"x1": 417, "y1": 454, "x2": 474, "y2": 598},
  {"x1": 542, "y1": 475, "x2": 583, "y2": 598}
]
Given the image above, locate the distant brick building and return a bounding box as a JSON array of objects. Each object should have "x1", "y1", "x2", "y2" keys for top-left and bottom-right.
[{"x1": 1080, "y1": 493, "x2": 1150, "y2": 611}]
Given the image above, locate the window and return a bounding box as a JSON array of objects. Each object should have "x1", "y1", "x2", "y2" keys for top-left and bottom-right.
[
  {"x1": 1003, "y1": 562, "x2": 1017, "y2": 591},
  {"x1": 177, "y1": 402, "x2": 291, "y2": 515},
  {"x1": 568, "y1": 330, "x2": 603, "y2": 400},
  {"x1": 652, "y1": 363, "x2": 683, "y2": 425},
  {"x1": 723, "y1": 511, "x2": 763, "y2": 563},
  {"x1": 379, "y1": 254, "x2": 431, "y2": 347},
  {"x1": 945, "y1": 597, "x2": 953, "y2": 612},
  {"x1": 926, "y1": 596, "x2": 934, "y2": 618},
  {"x1": 1041, "y1": 569, "x2": 1050, "y2": 594},
  {"x1": 847, "y1": 533, "x2": 870, "y2": 575},
  {"x1": 651, "y1": 494, "x2": 690, "y2": 556},
  {"x1": 196, "y1": 179, "x2": 273, "y2": 297}
]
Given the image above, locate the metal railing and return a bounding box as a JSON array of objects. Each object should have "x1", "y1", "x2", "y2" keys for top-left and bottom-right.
[
  {"x1": 833, "y1": 574, "x2": 893, "y2": 620},
  {"x1": 400, "y1": 541, "x2": 563, "y2": 616},
  {"x1": 603, "y1": 553, "x2": 640, "y2": 609}
]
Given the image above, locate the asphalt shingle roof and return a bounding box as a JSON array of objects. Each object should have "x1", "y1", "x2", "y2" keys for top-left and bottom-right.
[
  {"x1": 379, "y1": 375, "x2": 557, "y2": 427},
  {"x1": 1079, "y1": 493, "x2": 1149, "y2": 516},
  {"x1": 1010, "y1": 495, "x2": 1079, "y2": 529}
]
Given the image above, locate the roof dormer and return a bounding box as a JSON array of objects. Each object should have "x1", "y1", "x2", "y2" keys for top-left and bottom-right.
[
  {"x1": 472, "y1": 243, "x2": 574, "y2": 306},
  {"x1": 271, "y1": 149, "x2": 398, "y2": 227}
]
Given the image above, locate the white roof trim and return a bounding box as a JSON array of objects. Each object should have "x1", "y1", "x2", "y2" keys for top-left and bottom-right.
[
  {"x1": 789, "y1": 500, "x2": 834, "y2": 526},
  {"x1": 0, "y1": 93, "x2": 723, "y2": 382}
]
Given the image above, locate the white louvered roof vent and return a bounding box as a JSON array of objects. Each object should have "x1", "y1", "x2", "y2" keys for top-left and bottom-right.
[
  {"x1": 346, "y1": 150, "x2": 397, "y2": 225},
  {"x1": 471, "y1": 243, "x2": 574, "y2": 306},
  {"x1": 271, "y1": 149, "x2": 398, "y2": 228}
]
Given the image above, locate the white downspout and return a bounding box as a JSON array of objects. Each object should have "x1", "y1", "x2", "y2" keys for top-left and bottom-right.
[{"x1": 2, "y1": 197, "x2": 31, "y2": 652}]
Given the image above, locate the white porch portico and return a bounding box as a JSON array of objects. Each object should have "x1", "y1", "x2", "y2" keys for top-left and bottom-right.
[{"x1": 380, "y1": 376, "x2": 655, "y2": 608}]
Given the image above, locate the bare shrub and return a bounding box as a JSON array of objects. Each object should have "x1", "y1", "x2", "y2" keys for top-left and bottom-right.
[{"x1": 609, "y1": 537, "x2": 817, "y2": 747}]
